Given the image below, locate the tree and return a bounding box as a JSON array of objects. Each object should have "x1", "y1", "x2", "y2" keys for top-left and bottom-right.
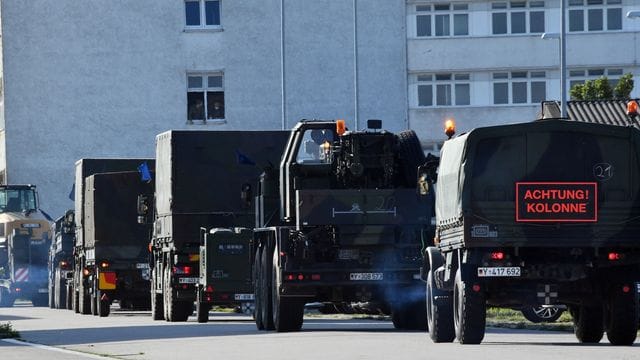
[{"x1": 569, "y1": 73, "x2": 634, "y2": 100}]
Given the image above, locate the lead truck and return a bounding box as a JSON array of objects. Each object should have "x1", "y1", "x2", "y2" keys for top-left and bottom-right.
[{"x1": 424, "y1": 119, "x2": 640, "y2": 345}]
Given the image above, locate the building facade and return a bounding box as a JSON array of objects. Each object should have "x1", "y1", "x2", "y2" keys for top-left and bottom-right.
[{"x1": 0, "y1": 0, "x2": 639, "y2": 216}]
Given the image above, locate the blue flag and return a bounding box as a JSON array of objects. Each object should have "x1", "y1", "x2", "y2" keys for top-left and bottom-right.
[
  {"x1": 138, "y1": 162, "x2": 152, "y2": 182},
  {"x1": 236, "y1": 150, "x2": 256, "y2": 166},
  {"x1": 68, "y1": 183, "x2": 75, "y2": 201}
]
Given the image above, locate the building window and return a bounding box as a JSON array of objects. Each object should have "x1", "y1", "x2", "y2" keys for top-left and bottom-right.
[
  {"x1": 416, "y1": 3, "x2": 469, "y2": 37},
  {"x1": 185, "y1": 0, "x2": 221, "y2": 28},
  {"x1": 568, "y1": 0, "x2": 621, "y2": 32},
  {"x1": 491, "y1": 1, "x2": 545, "y2": 35},
  {"x1": 493, "y1": 71, "x2": 546, "y2": 104},
  {"x1": 417, "y1": 73, "x2": 470, "y2": 107},
  {"x1": 187, "y1": 73, "x2": 224, "y2": 123},
  {"x1": 569, "y1": 68, "x2": 624, "y2": 88}
]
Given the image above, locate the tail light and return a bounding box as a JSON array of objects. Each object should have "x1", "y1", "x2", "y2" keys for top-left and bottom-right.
[
  {"x1": 99, "y1": 261, "x2": 110, "y2": 269},
  {"x1": 607, "y1": 252, "x2": 623, "y2": 261},
  {"x1": 82, "y1": 268, "x2": 92, "y2": 276},
  {"x1": 59, "y1": 260, "x2": 70, "y2": 269},
  {"x1": 490, "y1": 251, "x2": 505, "y2": 260},
  {"x1": 173, "y1": 265, "x2": 193, "y2": 275}
]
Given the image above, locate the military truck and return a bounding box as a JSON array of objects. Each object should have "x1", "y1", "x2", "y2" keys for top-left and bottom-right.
[
  {"x1": 252, "y1": 119, "x2": 432, "y2": 332},
  {"x1": 72, "y1": 158, "x2": 153, "y2": 314},
  {"x1": 424, "y1": 119, "x2": 640, "y2": 345},
  {"x1": 148, "y1": 130, "x2": 289, "y2": 322},
  {"x1": 48, "y1": 210, "x2": 75, "y2": 309},
  {"x1": 0, "y1": 184, "x2": 52, "y2": 307},
  {"x1": 74, "y1": 171, "x2": 154, "y2": 317}
]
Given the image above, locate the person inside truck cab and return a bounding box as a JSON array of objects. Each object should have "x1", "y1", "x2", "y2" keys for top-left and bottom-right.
[{"x1": 297, "y1": 129, "x2": 334, "y2": 164}]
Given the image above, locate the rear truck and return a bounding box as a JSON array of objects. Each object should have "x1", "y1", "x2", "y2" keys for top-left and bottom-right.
[
  {"x1": 48, "y1": 210, "x2": 75, "y2": 309},
  {"x1": 147, "y1": 130, "x2": 288, "y2": 322},
  {"x1": 253, "y1": 119, "x2": 433, "y2": 332},
  {"x1": 72, "y1": 158, "x2": 154, "y2": 315},
  {"x1": 0, "y1": 185, "x2": 53, "y2": 307},
  {"x1": 424, "y1": 119, "x2": 640, "y2": 345}
]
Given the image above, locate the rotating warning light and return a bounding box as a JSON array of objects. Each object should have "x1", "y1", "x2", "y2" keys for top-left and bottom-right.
[{"x1": 444, "y1": 119, "x2": 456, "y2": 139}]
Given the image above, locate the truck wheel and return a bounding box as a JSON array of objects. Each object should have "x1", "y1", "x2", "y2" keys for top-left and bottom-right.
[
  {"x1": 391, "y1": 305, "x2": 408, "y2": 329},
  {"x1": 397, "y1": 130, "x2": 426, "y2": 187},
  {"x1": 164, "y1": 267, "x2": 190, "y2": 322},
  {"x1": 98, "y1": 296, "x2": 110, "y2": 317},
  {"x1": 427, "y1": 271, "x2": 455, "y2": 342},
  {"x1": 66, "y1": 285, "x2": 73, "y2": 310},
  {"x1": 271, "y1": 247, "x2": 304, "y2": 332},
  {"x1": 391, "y1": 297, "x2": 427, "y2": 331},
  {"x1": 196, "y1": 300, "x2": 210, "y2": 323},
  {"x1": 254, "y1": 246, "x2": 264, "y2": 330},
  {"x1": 0, "y1": 287, "x2": 14, "y2": 307},
  {"x1": 453, "y1": 269, "x2": 486, "y2": 344},
  {"x1": 55, "y1": 272, "x2": 67, "y2": 309},
  {"x1": 260, "y1": 242, "x2": 275, "y2": 330},
  {"x1": 521, "y1": 306, "x2": 564, "y2": 323},
  {"x1": 49, "y1": 279, "x2": 55, "y2": 308},
  {"x1": 32, "y1": 294, "x2": 48, "y2": 307},
  {"x1": 90, "y1": 279, "x2": 99, "y2": 316},
  {"x1": 150, "y1": 268, "x2": 164, "y2": 320},
  {"x1": 79, "y1": 280, "x2": 91, "y2": 315},
  {"x1": 572, "y1": 305, "x2": 604, "y2": 343},
  {"x1": 73, "y1": 289, "x2": 80, "y2": 313},
  {"x1": 605, "y1": 284, "x2": 639, "y2": 345}
]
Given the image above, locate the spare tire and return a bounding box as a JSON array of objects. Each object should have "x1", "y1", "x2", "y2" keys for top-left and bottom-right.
[{"x1": 397, "y1": 130, "x2": 426, "y2": 187}]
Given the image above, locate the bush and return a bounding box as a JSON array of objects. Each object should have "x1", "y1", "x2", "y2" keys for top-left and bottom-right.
[{"x1": 0, "y1": 322, "x2": 19, "y2": 338}]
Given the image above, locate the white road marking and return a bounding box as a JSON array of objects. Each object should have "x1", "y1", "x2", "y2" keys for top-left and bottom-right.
[{"x1": 1, "y1": 338, "x2": 109, "y2": 359}]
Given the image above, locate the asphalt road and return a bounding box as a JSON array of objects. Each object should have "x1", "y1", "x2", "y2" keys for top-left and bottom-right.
[{"x1": 1, "y1": 301, "x2": 638, "y2": 360}]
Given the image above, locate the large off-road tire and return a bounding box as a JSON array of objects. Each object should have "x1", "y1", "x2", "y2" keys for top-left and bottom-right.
[
  {"x1": 90, "y1": 278, "x2": 99, "y2": 316},
  {"x1": 271, "y1": 247, "x2": 304, "y2": 332},
  {"x1": 605, "y1": 285, "x2": 639, "y2": 345},
  {"x1": 453, "y1": 269, "x2": 486, "y2": 344},
  {"x1": 391, "y1": 305, "x2": 408, "y2": 329},
  {"x1": 0, "y1": 287, "x2": 14, "y2": 307},
  {"x1": 397, "y1": 130, "x2": 426, "y2": 187},
  {"x1": 150, "y1": 268, "x2": 164, "y2": 320},
  {"x1": 98, "y1": 296, "x2": 110, "y2": 317},
  {"x1": 391, "y1": 296, "x2": 428, "y2": 331},
  {"x1": 254, "y1": 246, "x2": 265, "y2": 330},
  {"x1": 427, "y1": 271, "x2": 455, "y2": 342},
  {"x1": 572, "y1": 305, "x2": 604, "y2": 343},
  {"x1": 79, "y1": 278, "x2": 91, "y2": 315},
  {"x1": 49, "y1": 279, "x2": 55, "y2": 308},
  {"x1": 164, "y1": 266, "x2": 190, "y2": 322},
  {"x1": 73, "y1": 288, "x2": 80, "y2": 313},
  {"x1": 521, "y1": 306, "x2": 564, "y2": 323},
  {"x1": 196, "y1": 299, "x2": 210, "y2": 323},
  {"x1": 260, "y1": 242, "x2": 275, "y2": 330},
  {"x1": 54, "y1": 272, "x2": 67, "y2": 309},
  {"x1": 31, "y1": 294, "x2": 49, "y2": 307},
  {"x1": 66, "y1": 285, "x2": 73, "y2": 310}
]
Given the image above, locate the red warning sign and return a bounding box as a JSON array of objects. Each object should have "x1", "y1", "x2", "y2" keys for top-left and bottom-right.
[{"x1": 516, "y1": 182, "x2": 597, "y2": 222}]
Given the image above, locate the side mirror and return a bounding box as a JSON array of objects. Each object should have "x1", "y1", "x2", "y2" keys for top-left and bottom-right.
[
  {"x1": 137, "y1": 195, "x2": 150, "y2": 224},
  {"x1": 241, "y1": 183, "x2": 252, "y2": 207}
]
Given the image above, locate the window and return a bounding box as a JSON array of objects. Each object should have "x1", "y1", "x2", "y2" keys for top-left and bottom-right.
[
  {"x1": 491, "y1": 1, "x2": 545, "y2": 35},
  {"x1": 569, "y1": 68, "x2": 624, "y2": 89},
  {"x1": 417, "y1": 73, "x2": 470, "y2": 107},
  {"x1": 568, "y1": 0, "x2": 621, "y2": 32},
  {"x1": 492, "y1": 71, "x2": 546, "y2": 104},
  {"x1": 187, "y1": 73, "x2": 225, "y2": 123},
  {"x1": 185, "y1": 0, "x2": 221, "y2": 28},
  {"x1": 416, "y1": 3, "x2": 469, "y2": 37}
]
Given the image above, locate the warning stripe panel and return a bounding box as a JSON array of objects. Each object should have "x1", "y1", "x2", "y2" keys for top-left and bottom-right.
[{"x1": 15, "y1": 267, "x2": 29, "y2": 282}]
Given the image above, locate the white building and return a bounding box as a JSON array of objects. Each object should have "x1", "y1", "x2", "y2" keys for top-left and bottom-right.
[{"x1": 0, "y1": 0, "x2": 639, "y2": 216}]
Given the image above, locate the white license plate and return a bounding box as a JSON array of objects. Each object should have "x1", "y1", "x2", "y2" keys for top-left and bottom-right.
[
  {"x1": 178, "y1": 277, "x2": 199, "y2": 284},
  {"x1": 38, "y1": 288, "x2": 48, "y2": 293},
  {"x1": 349, "y1": 272, "x2": 383, "y2": 281},
  {"x1": 234, "y1": 293, "x2": 255, "y2": 301},
  {"x1": 477, "y1": 267, "x2": 521, "y2": 277},
  {"x1": 136, "y1": 263, "x2": 149, "y2": 269}
]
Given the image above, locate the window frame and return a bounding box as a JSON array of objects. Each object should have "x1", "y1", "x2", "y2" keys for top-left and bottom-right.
[
  {"x1": 184, "y1": 0, "x2": 222, "y2": 30},
  {"x1": 568, "y1": 67, "x2": 625, "y2": 89},
  {"x1": 416, "y1": 73, "x2": 471, "y2": 108},
  {"x1": 491, "y1": 1, "x2": 546, "y2": 35},
  {"x1": 187, "y1": 72, "x2": 225, "y2": 124},
  {"x1": 568, "y1": 0, "x2": 622, "y2": 33},
  {"x1": 415, "y1": 3, "x2": 470, "y2": 38},
  {"x1": 492, "y1": 70, "x2": 547, "y2": 105}
]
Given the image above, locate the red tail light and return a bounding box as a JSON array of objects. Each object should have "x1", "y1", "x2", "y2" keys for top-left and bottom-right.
[
  {"x1": 99, "y1": 261, "x2": 110, "y2": 269},
  {"x1": 286, "y1": 274, "x2": 295, "y2": 281},
  {"x1": 311, "y1": 274, "x2": 321, "y2": 281},
  {"x1": 608, "y1": 252, "x2": 623, "y2": 261},
  {"x1": 622, "y1": 285, "x2": 631, "y2": 293},
  {"x1": 206, "y1": 285, "x2": 214, "y2": 293},
  {"x1": 172, "y1": 266, "x2": 193, "y2": 275},
  {"x1": 490, "y1": 251, "x2": 505, "y2": 260}
]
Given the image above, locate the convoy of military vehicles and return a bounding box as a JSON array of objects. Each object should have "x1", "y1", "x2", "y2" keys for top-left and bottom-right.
[{"x1": 2, "y1": 116, "x2": 639, "y2": 346}]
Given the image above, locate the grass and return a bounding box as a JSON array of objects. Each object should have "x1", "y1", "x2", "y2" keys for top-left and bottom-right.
[
  {"x1": 0, "y1": 322, "x2": 19, "y2": 339},
  {"x1": 486, "y1": 308, "x2": 574, "y2": 332}
]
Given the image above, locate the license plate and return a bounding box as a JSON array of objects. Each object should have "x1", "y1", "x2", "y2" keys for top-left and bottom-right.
[
  {"x1": 136, "y1": 263, "x2": 149, "y2": 269},
  {"x1": 38, "y1": 288, "x2": 48, "y2": 293},
  {"x1": 477, "y1": 267, "x2": 521, "y2": 277},
  {"x1": 349, "y1": 272, "x2": 383, "y2": 281},
  {"x1": 234, "y1": 293, "x2": 255, "y2": 301},
  {"x1": 178, "y1": 277, "x2": 199, "y2": 284}
]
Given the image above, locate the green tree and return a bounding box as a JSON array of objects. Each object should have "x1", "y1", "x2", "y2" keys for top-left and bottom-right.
[{"x1": 569, "y1": 73, "x2": 634, "y2": 100}]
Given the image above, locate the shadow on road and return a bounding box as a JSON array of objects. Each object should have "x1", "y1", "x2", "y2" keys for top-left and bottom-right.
[{"x1": 0, "y1": 314, "x2": 36, "y2": 321}]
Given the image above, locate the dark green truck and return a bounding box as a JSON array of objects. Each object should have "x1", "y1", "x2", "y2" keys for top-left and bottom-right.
[{"x1": 425, "y1": 119, "x2": 640, "y2": 345}]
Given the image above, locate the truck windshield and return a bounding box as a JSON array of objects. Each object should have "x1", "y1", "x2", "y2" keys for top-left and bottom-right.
[
  {"x1": 0, "y1": 188, "x2": 37, "y2": 213},
  {"x1": 296, "y1": 129, "x2": 334, "y2": 164}
]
